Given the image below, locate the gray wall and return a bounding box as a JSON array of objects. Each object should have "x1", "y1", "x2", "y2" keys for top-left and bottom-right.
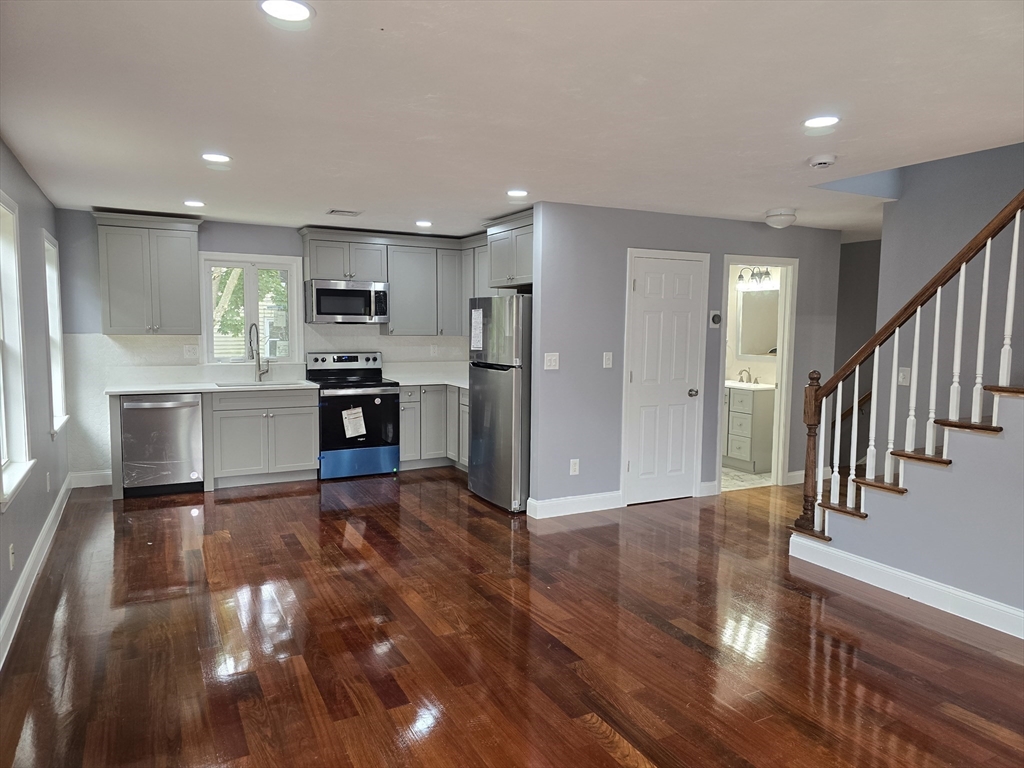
[
  {"x1": 0, "y1": 138, "x2": 69, "y2": 618},
  {"x1": 531, "y1": 201, "x2": 841, "y2": 502},
  {"x1": 56, "y1": 214, "x2": 304, "y2": 333},
  {"x1": 834, "y1": 240, "x2": 881, "y2": 371}
]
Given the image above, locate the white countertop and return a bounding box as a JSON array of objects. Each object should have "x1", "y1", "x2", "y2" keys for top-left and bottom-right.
[
  {"x1": 105, "y1": 380, "x2": 319, "y2": 396},
  {"x1": 725, "y1": 380, "x2": 775, "y2": 391},
  {"x1": 383, "y1": 361, "x2": 470, "y2": 389}
]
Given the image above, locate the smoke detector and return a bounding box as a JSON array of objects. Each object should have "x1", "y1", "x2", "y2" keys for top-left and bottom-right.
[
  {"x1": 808, "y1": 154, "x2": 837, "y2": 169},
  {"x1": 326, "y1": 209, "x2": 362, "y2": 217},
  {"x1": 765, "y1": 208, "x2": 797, "y2": 229}
]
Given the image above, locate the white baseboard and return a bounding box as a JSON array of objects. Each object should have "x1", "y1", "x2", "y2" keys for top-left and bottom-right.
[
  {"x1": 698, "y1": 480, "x2": 719, "y2": 497},
  {"x1": 0, "y1": 473, "x2": 72, "y2": 671},
  {"x1": 526, "y1": 490, "x2": 624, "y2": 519},
  {"x1": 790, "y1": 536, "x2": 1024, "y2": 639},
  {"x1": 70, "y1": 470, "x2": 111, "y2": 488},
  {"x1": 785, "y1": 469, "x2": 804, "y2": 486}
]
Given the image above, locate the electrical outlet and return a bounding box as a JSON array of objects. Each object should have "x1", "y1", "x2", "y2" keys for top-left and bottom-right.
[
  {"x1": 569, "y1": 459, "x2": 579, "y2": 475},
  {"x1": 544, "y1": 353, "x2": 559, "y2": 370},
  {"x1": 183, "y1": 344, "x2": 199, "y2": 359},
  {"x1": 603, "y1": 352, "x2": 613, "y2": 369},
  {"x1": 46, "y1": 472, "x2": 50, "y2": 492},
  {"x1": 430, "y1": 344, "x2": 439, "y2": 357},
  {"x1": 898, "y1": 367, "x2": 911, "y2": 386},
  {"x1": 8, "y1": 544, "x2": 13, "y2": 571}
]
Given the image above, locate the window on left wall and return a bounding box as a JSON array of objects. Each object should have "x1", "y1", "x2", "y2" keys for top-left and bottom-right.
[
  {"x1": 0, "y1": 190, "x2": 35, "y2": 505},
  {"x1": 199, "y1": 252, "x2": 302, "y2": 365},
  {"x1": 44, "y1": 231, "x2": 68, "y2": 435}
]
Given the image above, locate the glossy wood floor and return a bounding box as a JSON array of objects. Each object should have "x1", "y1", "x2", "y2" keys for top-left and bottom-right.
[{"x1": 1, "y1": 469, "x2": 1022, "y2": 767}]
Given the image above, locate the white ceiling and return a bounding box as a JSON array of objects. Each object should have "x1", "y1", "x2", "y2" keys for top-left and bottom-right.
[{"x1": 1, "y1": 0, "x2": 1021, "y2": 241}]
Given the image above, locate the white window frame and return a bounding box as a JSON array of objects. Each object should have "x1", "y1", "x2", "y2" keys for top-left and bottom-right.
[
  {"x1": 0, "y1": 189, "x2": 35, "y2": 507},
  {"x1": 43, "y1": 229, "x2": 69, "y2": 437},
  {"x1": 198, "y1": 251, "x2": 303, "y2": 365}
]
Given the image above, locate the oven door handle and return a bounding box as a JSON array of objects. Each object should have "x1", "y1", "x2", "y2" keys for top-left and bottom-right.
[{"x1": 321, "y1": 387, "x2": 400, "y2": 397}]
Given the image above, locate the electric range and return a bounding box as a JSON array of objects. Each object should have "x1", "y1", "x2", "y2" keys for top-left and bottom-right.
[{"x1": 306, "y1": 352, "x2": 400, "y2": 479}]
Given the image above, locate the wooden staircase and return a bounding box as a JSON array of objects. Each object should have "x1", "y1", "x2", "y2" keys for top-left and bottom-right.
[{"x1": 790, "y1": 189, "x2": 1024, "y2": 541}]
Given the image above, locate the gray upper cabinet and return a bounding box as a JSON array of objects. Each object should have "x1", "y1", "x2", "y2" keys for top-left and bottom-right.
[
  {"x1": 460, "y1": 249, "x2": 474, "y2": 337},
  {"x1": 437, "y1": 249, "x2": 462, "y2": 337},
  {"x1": 487, "y1": 214, "x2": 533, "y2": 288},
  {"x1": 387, "y1": 246, "x2": 437, "y2": 336},
  {"x1": 96, "y1": 215, "x2": 200, "y2": 335},
  {"x1": 306, "y1": 241, "x2": 387, "y2": 281},
  {"x1": 474, "y1": 245, "x2": 514, "y2": 299}
]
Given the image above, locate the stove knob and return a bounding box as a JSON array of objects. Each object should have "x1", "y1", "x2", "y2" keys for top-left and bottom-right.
[
  {"x1": 372, "y1": 356, "x2": 378, "y2": 362},
  {"x1": 365, "y1": 356, "x2": 370, "y2": 362}
]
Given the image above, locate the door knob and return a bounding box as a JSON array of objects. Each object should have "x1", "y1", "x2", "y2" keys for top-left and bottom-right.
[{"x1": 688, "y1": 389, "x2": 699, "y2": 397}]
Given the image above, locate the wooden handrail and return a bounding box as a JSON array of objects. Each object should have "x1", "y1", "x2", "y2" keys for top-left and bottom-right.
[
  {"x1": 818, "y1": 188, "x2": 1024, "y2": 401},
  {"x1": 830, "y1": 389, "x2": 872, "y2": 429}
]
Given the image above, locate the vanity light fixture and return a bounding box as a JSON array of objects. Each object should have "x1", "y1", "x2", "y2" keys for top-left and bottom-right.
[{"x1": 736, "y1": 266, "x2": 778, "y2": 292}]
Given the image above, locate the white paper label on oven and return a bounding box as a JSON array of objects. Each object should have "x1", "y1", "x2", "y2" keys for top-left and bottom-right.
[
  {"x1": 342, "y1": 407, "x2": 367, "y2": 438},
  {"x1": 471, "y1": 308, "x2": 484, "y2": 350}
]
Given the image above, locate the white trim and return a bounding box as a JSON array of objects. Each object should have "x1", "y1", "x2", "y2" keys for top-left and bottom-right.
[
  {"x1": 620, "y1": 249, "x2": 711, "y2": 506},
  {"x1": 0, "y1": 458, "x2": 35, "y2": 508},
  {"x1": 0, "y1": 189, "x2": 31, "y2": 478},
  {"x1": 716, "y1": 255, "x2": 799, "y2": 489},
  {"x1": 526, "y1": 490, "x2": 624, "y2": 519},
  {"x1": 42, "y1": 229, "x2": 68, "y2": 436},
  {"x1": 790, "y1": 535, "x2": 1024, "y2": 639},
  {"x1": 0, "y1": 473, "x2": 71, "y2": 671},
  {"x1": 785, "y1": 469, "x2": 804, "y2": 486},
  {"x1": 698, "y1": 480, "x2": 719, "y2": 497},
  {"x1": 70, "y1": 470, "x2": 112, "y2": 488}
]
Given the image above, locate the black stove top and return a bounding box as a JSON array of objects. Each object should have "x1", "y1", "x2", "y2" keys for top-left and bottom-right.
[{"x1": 305, "y1": 351, "x2": 398, "y2": 391}]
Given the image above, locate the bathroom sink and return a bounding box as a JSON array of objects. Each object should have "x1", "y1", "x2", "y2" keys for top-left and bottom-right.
[
  {"x1": 215, "y1": 381, "x2": 307, "y2": 388},
  {"x1": 725, "y1": 379, "x2": 775, "y2": 390}
]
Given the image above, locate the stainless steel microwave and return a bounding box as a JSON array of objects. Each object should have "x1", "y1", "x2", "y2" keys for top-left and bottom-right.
[{"x1": 304, "y1": 279, "x2": 389, "y2": 324}]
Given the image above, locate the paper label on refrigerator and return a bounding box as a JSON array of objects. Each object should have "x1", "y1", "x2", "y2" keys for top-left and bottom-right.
[
  {"x1": 342, "y1": 407, "x2": 367, "y2": 438},
  {"x1": 471, "y1": 308, "x2": 484, "y2": 350}
]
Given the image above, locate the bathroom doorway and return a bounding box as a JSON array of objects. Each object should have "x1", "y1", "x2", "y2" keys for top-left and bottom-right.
[{"x1": 717, "y1": 256, "x2": 798, "y2": 492}]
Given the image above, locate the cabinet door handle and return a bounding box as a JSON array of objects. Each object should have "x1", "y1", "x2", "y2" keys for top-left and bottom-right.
[
  {"x1": 146, "y1": 325, "x2": 152, "y2": 331},
  {"x1": 400, "y1": 406, "x2": 405, "y2": 411},
  {"x1": 439, "y1": 328, "x2": 444, "y2": 335},
  {"x1": 154, "y1": 325, "x2": 159, "y2": 331},
  {"x1": 262, "y1": 412, "x2": 268, "y2": 418},
  {"x1": 269, "y1": 413, "x2": 275, "y2": 418}
]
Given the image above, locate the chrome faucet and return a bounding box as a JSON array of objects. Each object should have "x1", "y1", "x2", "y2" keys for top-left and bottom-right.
[
  {"x1": 738, "y1": 368, "x2": 752, "y2": 383},
  {"x1": 248, "y1": 322, "x2": 270, "y2": 382}
]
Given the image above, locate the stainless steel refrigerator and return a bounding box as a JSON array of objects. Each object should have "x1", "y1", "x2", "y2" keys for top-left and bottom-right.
[{"x1": 468, "y1": 295, "x2": 532, "y2": 512}]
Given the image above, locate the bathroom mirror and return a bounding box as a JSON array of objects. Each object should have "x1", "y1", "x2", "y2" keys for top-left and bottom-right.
[{"x1": 737, "y1": 289, "x2": 779, "y2": 357}]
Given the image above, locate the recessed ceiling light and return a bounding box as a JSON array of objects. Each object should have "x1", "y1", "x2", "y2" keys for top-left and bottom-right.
[
  {"x1": 184, "y1": 200, "x2": 205, "y2": 208},
  {"x1": 260, "y1": 0, "x2": 313, "y2": 22},
  {"x1": 803, "y1": 116, "x2": 840, "y2": 128},
  {"x1": 201, "y1": 152, "x2": 231, "y2": 163},
  {"x1": 507, "y1": 189, "x2": 528, "y2": 198},
  {"x1": 416, "y1": 221, "x2": 432, "y2": 228}
]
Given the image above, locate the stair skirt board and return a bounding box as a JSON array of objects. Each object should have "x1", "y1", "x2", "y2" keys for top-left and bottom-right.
[{"x1": 790, "y1": 536, "x2": 1024, "y2": 639}]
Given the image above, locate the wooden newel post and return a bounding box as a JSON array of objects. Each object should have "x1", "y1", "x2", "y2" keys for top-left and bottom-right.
[{"x1": 795, "y1": 371, "x2": 821, "y2": 531}]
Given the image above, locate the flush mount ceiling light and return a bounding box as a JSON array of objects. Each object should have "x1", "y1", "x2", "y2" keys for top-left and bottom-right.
[
  {"x1": 201, "y1": 152, "x2": 231, "y2": 163},
  {"x1": 416, "y1": 221, "x2": 432, "y2": 228},
  {"x1": 803, "y1": 116, "x2": 840, "y2": 128},
  {"x1": 260, "y1": 0, "x2": 313, "y2": 21},
  {"x1": 507, "y1": 190, "x2": 528, "y2": 198},
  {"x1": 184, "y1": 200, "x2": 205, "y2": 208},
  {"x1": 765, "y1": 208, "x2": 796, "y2": 229}
]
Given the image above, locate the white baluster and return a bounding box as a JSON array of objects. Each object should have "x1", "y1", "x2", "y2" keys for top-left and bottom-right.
[
  {"x1": 971, "y1": 239, "x2": 992, "y2": 423},
  {"x1": 866, "y1": 348, "x2": 880, "y2": 479},
  {"x1": 926, "y1": 288, "x2": 942, "y2": 455},
  {"x1": 946, "y1": 263, "x2": 967, "y2": 458},
  {"x1": 831, "y1": 382, "x2": 842, "y2": 505},
  {"x1": 847, "y1": 364, "x2": 860, "y2": 507},
  {"x1": 815, "y1": 398, "x2": 826, "y2": 529},
  {"x1": 995, "y1": 210, "x2": 1021, "y2": 427},
  {"x1": 885, "y1": 328, "x2": 900, "y2": 484},
  {"x1": 905, "y1": 307, "x2": 922, "y2": 451}
]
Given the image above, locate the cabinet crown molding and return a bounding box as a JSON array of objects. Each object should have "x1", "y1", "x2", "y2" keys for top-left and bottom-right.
[
  {"x1": 485, "y1": 210, "x2": 534, "y2": 236},
  {"x1": 93, "y1": 211, "x2": 201, "y2": 231},
  {"x1": 299, "y1": 226, "x2": 486, "y2": 251}
]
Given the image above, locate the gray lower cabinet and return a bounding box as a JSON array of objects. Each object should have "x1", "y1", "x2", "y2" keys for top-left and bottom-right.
[
  {"x1": 213, "y1": 409, "x2": 271, "y2": 477},
  {"x1": 268, "y1": 407, "x2": 320, "y2": 472},
  {"x1": 420, "y1": 385, "x2": 447, "y2": 459},
  {"x1": 388, "y1": 246, "x2": 437, "y2": 336},
  {"x1": 436, "y1": 249, "x2": 462, "y2": 336},
  {"x1": 722, "y1": 386, "x2": 774, "y2": 473},
  {"x1": 399, "y1": 401, "x2": 421, "y2": 461},
  {"x1": 446, "y1": 386, "x2": 460, "y2": 461},
  {"x1": 97, "y1": 219, "x2": 200, "y2": 335},
  {"x1": 459, "y1": 401, "x2": 469, "y2": 466}
]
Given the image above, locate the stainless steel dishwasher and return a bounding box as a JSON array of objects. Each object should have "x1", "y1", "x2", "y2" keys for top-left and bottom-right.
[{"x1": 120, "y1": 393, "x2": 203, "y2": 496}]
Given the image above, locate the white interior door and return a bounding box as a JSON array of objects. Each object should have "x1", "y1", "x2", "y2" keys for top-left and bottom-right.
[{"x1": 625, "y1": 255, "x2": 705, "y2": 504}]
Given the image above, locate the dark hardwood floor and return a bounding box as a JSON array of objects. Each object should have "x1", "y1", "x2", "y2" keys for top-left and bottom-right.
[{"x1": 1, "y1": 468, "x2": 1021, "y2": 767}]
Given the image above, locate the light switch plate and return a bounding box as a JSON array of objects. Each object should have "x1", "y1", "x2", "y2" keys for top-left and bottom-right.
[
  {"x1": 569, "y1": 459, "x2": 579, "y2": 475},
  {"x1": 183, "y1": 344, "x2": 199, "y2": 359},
  {"x1": 898, "y1": 367, "x2": 911, "y2": 386},
  {"x1": 544, "y1": 353, "x2": 559, "y2": 370},
  {"x1": 603, "y1": 352, "x2": 613, "y2": 368}
]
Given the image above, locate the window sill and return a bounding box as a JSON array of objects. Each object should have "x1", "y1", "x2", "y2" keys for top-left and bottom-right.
[
  {"x1": 51, "y1": 413, "x2": 70, "y2": 439},
  {"x1": 1, "y1": 459, "x2": 37, "y2": 509}
]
